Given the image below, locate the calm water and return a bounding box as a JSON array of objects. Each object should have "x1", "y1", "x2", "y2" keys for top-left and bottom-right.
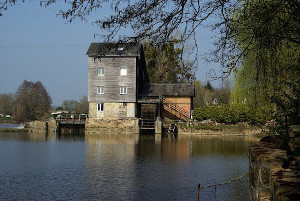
[
  {"x1": 0, "y1": 123, "x2": 24, "y2": 129},
  {"x1": 0, "y1": 132, "x2": 258, "y2": 201}
]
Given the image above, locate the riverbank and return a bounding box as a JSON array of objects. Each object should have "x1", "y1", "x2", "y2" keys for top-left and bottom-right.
[
  {"x1": 1, "y1": 119, "x2": 265, "y2": 136},
  {"x1": 176, "y1": 122, "x2": 264, "y2": 136}
]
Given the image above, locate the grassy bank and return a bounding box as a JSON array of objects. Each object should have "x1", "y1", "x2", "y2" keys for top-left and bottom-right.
[
  {"x1": 187, "y1": 124, "x2": 261, "y2": 132},
  {"x1": 0, "y1": 117, "x2": 15, "y2": 124},
  {"x1": 177, "y1": 123, "x2": 265, "y2": 136}
]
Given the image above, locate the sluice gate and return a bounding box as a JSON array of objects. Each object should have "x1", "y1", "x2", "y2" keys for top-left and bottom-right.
[{"x1": 55, "y1": 113, "x2": 87, "y2": 135}]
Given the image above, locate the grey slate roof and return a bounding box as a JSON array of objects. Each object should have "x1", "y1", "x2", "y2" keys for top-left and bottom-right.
[
  {"x1": 87, "y1": 42, "x2": 141, "y2": 57},
  {"x1": 141, "y1": 83, "x2": 195, "y2": 97}
]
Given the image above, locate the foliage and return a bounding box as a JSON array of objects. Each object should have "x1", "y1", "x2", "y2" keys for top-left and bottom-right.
[
  {"x1": 193, "y1": 80, "x2": 231, "y2": 108},
  {"x1": 193, "y1": 104, "x2": 272, "y2": 125},
  {"x1": 60, "y1": 96, "x2": 88, "y2": 114},
  {"x1": 184, "y1": 124, "x2": 259, "y2": 133},
  {"x1": 204, "y1": 82, "x2": 214, "y2": 91},
  {"x1": 13, "y1": 80, "x2": 52, "y2": 123},
  {"x1": 1, "y1": 0, "x2": 299, "y2": 71},
  {"x1": 0, "y1": 93, "x2": 15, "y2": 116},
  {"x1": 1, "y1": 0, "x2": 299, "y2": 132},
  {"x1": 143, "y1": 41, "x2": 196, "y2": 83},
  {"x1": 193, "y1": 80, "x2": 205, "y2": 108},
  {"x1": 229, "y1": 0, "x2": 300, "y2": 134}
]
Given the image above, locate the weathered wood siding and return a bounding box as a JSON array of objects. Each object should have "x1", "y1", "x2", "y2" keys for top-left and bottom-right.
[{"x1": 88, "y1": 57, "x2": 137, "y2": 103}]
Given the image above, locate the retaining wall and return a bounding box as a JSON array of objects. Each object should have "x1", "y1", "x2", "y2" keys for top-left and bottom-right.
[
  {"x1": 85, "y1": 118, "x2": 139, "y2": 134},
  {"x1": 249, "y1": 125, "x2": 300, "y2": 201},
  {"x1": 27, "y1": 120, "x2": 56, "y2": 133}
]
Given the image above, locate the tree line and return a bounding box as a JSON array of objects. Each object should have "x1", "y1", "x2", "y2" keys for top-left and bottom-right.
[
  {"x1": 0, "y1": 80, "x2": 88, "y2": 123},
  {"x1": 0, "y1": 80, "x2": 52, "y2": 123},
  {"x1": 1, "y1": 0, "x2": 299, "y2": 131}
]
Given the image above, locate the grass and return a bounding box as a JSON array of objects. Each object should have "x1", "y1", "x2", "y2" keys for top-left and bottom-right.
[
  {"x1": 0, "y1": 117, "x2": 12, "y2": 120},
  {"x1": 0, "y1": 117, "x2": 15, "y2": 124},
  {"x1": 183, "y1": 124, "x2": 260, "y2": 132}
]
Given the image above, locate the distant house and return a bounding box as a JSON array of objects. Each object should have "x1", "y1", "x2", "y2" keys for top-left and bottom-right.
[{"x1": 87, "y1": 43, "x2": 194, "y2": 121}]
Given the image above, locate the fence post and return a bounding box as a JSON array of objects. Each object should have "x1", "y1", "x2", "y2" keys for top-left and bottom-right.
[{"x1": 197, "y1": 184, "x2": 200, "y2": 201}]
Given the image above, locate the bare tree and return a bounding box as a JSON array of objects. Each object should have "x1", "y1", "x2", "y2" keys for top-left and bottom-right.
[
  {"x1": 60, "y1": 96, "x2": 88, "y2": 114},
  {"x1": 14, "y1": 80, "x2": 52, "y2": 123},
  {"x1": 0, "y1": 93, "x2": 15, "y2": 115}
]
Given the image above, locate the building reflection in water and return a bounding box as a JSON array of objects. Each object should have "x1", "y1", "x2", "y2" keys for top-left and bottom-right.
[
  {"x1": 85, "y1": 134, "x2": 139, "y2": 200},
  {"x1": 84, "y1": 134, "x2": 259, "y2": 200}
]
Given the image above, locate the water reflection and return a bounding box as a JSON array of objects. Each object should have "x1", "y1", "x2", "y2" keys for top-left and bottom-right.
[
  {"x1": 56, "y1": 133, "x2": 85, "y2": 141},
  {"x1": 0, "y1": 132, "x2": 259, "y2": 201}
]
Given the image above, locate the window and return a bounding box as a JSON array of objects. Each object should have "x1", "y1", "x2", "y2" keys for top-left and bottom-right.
[
  {"x1": 119, "y1": 103, "x2": 127, "y2": 108},
  {"x1": 97, "y1": 86, "x2": 104, "y2": 94},
  {"x1": 120, "y1": 86, "x2": 127, "y2": 95},
  {"x1": 97, "y1": 67, "x2": 104, "y2": 76},
  {"x1": 97, "y1": 103, "x2": 104, "y2": 112},
  {"x1": 120, "y1": 67, "x2": 127, "y2": 76}
]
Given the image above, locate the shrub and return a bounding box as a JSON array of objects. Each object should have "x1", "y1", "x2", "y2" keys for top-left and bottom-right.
[{"x1": 193, "y1": 104, "x2": 272, "y2": 125}]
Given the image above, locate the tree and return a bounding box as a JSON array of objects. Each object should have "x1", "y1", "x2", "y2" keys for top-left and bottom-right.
[
  {"x1": 60, "y1": 96, "x2": 88, "y2": 114},
  {"x1": 213, "y1": 80, "x2": 231, "y2": 105},
  {"x1": 204, "y1": 82, "x2": 214, "y2": 91},
  {"x1": 2, "y1": 0, "x2": 299, "y2": 129},
  {"x1": 1, "y1": 1, "x2": 299, "y2": 69},
  {"x1": 229, "y1": 0, "x2": 300, "y2": 132},
  {"x1": 74, "y1": 96, "x2": 89, "y2": 114},
  {"x1": 61, "y1": 100, "x2": 78, "y2": 112},
  {"x1": 14, "y1": 80, "x2": 52, "y2": 123},
  {"x1": 144, "y1": 41, "x2": 196, "y2": 83},
  {"x1": 0, "y1": 93, "x2": 15, "y2": 115},
  {"x1": 194, "y1": 80, "x2": 231, "y2": 108},
  {"x1": 193, "y1": 80, "x2": 205, "y2": 108}
]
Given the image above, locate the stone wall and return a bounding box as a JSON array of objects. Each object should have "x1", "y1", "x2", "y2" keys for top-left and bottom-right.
[
  {"x1": 85, "y1": 118, "x2": 139, "y2": 134},
  {"x1": 178, "y1": 127, "x2": 262, "y2": 135},
  {"x1": 249, "y1": 125, "x2": 300, "y2": 201},
  {"x1": 89, "y1": 102, "x2": 136, "y2": 118},
  {"x1": 27, "y1": 120, "x2": 56, "y2": 133}
]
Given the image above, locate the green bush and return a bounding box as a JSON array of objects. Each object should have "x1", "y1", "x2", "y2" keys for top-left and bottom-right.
[{"x1": 193, "y1": 104, "x2": 272, "y2": 125}]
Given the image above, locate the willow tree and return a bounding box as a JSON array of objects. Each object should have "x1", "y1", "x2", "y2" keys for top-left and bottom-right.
[
  {"x1": 229, "y1": 0, "x2": 300, "y2": 132},
  {"x1": 2, "y1": 0, "x2": 299, "y2": 128}
]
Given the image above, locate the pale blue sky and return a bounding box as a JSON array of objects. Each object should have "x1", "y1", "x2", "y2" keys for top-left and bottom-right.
[{"x1": 0, "y1": 2, "x2": 221, "y2": 106}]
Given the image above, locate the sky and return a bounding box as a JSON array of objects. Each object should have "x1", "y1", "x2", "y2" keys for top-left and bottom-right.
[{"x1": 0, "y1": 2, "x2": 222, "y2": 106}]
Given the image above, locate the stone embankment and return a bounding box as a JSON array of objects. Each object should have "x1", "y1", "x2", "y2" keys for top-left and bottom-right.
[
  {"x1": 27, "y1": 120, "x2": 56, "y2": 133},
  {"x1": 174, "y1": 121, "x2": 263, "y2": 136},
  {"x1": 85, "y1": 118, "x2": 139, "y2": 134},
  {"x1": 178, "y1": 127, "x2": 262, "y2": 136},
  {"x1": 249, "y1": 125, "x2": 300, "y2": 201}
]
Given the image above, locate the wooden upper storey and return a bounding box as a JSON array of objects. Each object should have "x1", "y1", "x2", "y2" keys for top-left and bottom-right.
[{"x1": 87, "y1": 43, "x2": 143, "y2": 103}]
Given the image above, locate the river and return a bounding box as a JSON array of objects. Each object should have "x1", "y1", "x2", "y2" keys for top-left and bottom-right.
[{"x1": 0, "y1": 132, "x2": 259, "y2": 201}]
